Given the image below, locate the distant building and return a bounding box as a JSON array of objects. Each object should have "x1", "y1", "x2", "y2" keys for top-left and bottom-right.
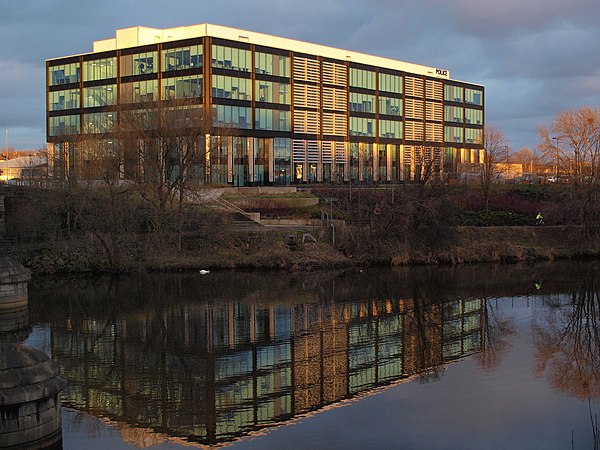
[
  {"x1": 46, "y1": 24, "x2": 484, "y2": 186},
  {"x1": 0, "y1": 155, "x2": 47, "y2": 184},
  {"x1": 497, "y1": 163, "x2": 524, "y2": 181}
]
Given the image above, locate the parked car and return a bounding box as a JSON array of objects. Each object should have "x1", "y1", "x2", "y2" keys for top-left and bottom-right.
[{"x1": 547, "y1": 176, "x2": 557, "y2": 183}]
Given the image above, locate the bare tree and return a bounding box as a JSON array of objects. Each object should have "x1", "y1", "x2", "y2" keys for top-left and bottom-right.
[
  {"x1": 480, "y1": 126, "x2": 507, "y2": 214},
  {"x1": 46, "y1": 97, "x2": 239, "y2": 263},
  {"x1": 538, "y1": 107, "x2": 600, "y2": 184},
  {"x1": 118, "y1": 99, "x2": 240, "y2": 252}
]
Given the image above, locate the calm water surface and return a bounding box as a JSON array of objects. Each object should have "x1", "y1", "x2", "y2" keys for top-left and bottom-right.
[{"x1": 21, "y1": 262, "x2": 600, "y2": 449}]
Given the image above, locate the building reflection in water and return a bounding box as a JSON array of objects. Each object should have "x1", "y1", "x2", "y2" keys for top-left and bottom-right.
[{"x1": 31, "y1": 272, "x2": 484, "y2": 446}]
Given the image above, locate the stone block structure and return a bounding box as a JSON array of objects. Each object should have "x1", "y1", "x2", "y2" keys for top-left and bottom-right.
[{"x1": 0, "y1": 343, "x2": 67, "y2": 449}]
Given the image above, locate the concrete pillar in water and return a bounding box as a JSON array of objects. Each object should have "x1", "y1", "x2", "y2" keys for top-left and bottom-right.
[
  {"x1": 0, "y1": 343, "x2": 67, "y2": 449},
  {"x1": 0, "y1": 257, "x2": 30, "y2": 338}
]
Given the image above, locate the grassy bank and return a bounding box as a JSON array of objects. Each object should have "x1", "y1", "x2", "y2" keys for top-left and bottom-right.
[
  {"x1": 5, "y1": 184, "x2": 600, "y2": 274},
  {"x1": 15, "y1": 224, "x2": 598, "y2": 274}
]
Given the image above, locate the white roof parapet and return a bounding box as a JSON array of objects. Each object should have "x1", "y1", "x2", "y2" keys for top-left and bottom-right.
[{"x1": 89, "y1": 23, "x2": 451, "y2": 79}]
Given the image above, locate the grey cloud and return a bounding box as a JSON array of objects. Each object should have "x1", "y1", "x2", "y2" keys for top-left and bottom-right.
[{"x1": 1, "y1": 0, "x2": 599, "y2": 150}]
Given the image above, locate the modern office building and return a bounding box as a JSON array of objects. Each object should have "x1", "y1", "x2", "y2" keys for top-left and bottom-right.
[{"x1": 46, "y1": 24, "x2": 484, "y2": 185}]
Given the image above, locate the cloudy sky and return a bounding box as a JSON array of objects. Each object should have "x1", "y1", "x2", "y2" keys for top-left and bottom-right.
[{"x1": 1, "y1": 0, "x2": 599, "y2": 151}]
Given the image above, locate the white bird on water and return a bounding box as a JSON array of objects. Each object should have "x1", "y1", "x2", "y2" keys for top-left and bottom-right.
[{"x1": 199, "y1": 270, "x2": 210, "y2": 275}]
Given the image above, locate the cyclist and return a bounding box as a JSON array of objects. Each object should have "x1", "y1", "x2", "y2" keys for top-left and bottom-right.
[{"x1": 535, "y1": 212, "x2": 545, "y2": 226}]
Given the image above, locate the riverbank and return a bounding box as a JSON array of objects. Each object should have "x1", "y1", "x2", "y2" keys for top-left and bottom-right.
[{"x1": 16, "y1": 225, "x2": 599, "y2": 274}]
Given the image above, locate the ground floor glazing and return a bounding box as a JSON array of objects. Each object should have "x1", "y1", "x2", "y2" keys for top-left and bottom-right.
[{"x1": 48, "y1": 136, "x2": 484, "y2": 185}]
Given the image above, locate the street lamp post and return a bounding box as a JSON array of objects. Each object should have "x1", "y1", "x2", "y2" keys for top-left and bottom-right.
[{"x1": 552, "y1": 136, "x2": 560, "y2": 179}]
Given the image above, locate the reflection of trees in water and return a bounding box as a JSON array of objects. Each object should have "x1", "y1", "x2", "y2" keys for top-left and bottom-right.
[
  {"x1": 479, "y1": 298, "x2": 514, "y2": 370},
  {"x1": 533, "y1": 271, "x2": 600, "y2": 401},
  {"x1": 534, "y1": 287, "x2": 600, "y2": 450}
]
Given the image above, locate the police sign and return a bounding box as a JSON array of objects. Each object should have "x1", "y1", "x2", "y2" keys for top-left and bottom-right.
[{"x1": 435, "y1": 68, "x2": 449, "y2": 78}]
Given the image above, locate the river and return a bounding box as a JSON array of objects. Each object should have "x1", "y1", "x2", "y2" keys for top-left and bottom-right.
[{"x1": 21, "y1": 261, "x2": 600, "y2": 449}]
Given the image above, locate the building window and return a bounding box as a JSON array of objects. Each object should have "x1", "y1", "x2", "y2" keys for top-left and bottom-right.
[
  {"x1": 465, "y1": 88, "x2": 482, "y2": 106},
  {"x1": 465, "y1": 128, "x2": 482, "y2": 143},
  {"x1": 212, "y1": 75, "x2": 251, "y2": 101},
  {"x1": 445, "y1": 126, "x2": 463, "y2": 143},
  {"x1": 84, "y1": 57, "x2": 116, "y2": 81},
  {"x1": 464, "y1": 108, "x2": 482, "y2": 125},
  {"x1": 120, "y1": 51, "x2": 158, "y2": 76},
  {"x1": 255, "y1": 52, "x2": 290, "y2": 77},
  {"x1": 379, "y1": 96, "x2": 402, "y2": 116},
  {"x1": 49, "y1": 63, "x2": 80, "y2": 85},
  {"x1": 444, "y1": 85, "x2": 463, "y2": 103},
  {"x1": 350, "y1": 92, "x2": 375, "y2": 113},
  {"x1": 49, "y1": 89, "x2": 80, "y2": 111},
  {"x1": 120, "y1": 80, "x2": 159, "y2": 103},
  {"x1": 274, "y1": 138, "x2": 291, "y2": 185},
  {"x1": 255, "y1": 80, "x2": 290, "y2": 104},
  {"x1": 162, "y1": 75, "x2": 202, "y2": 100},
  {"x1": 379, "y1": 120, "x2": 402, "y2": 139},
  {"x1": 162, "y1": 44, "x2": 202, "y2": 71},
  {"x1": 350, "y1": 68, "x2": 375, "y2": 90},
  {"x1": 212, "y1": 105, "x2": 251, "y2": 129},
  {"x1": 444, "y1": 105, "x2": 463, "y2": 123},
  {"x1": 350, "y1": 117, "x2": 374, "y2": 137},
  {"x1": 49, "y1": 115, "x2": 80, "y2": 136},
  {"x1": 255, "y1": 109, "x2": 290, "y2": 131},
  {"x1": 83, "y1": 85, "x2": 117, "y2": 107},
  {"x1": 379, "y1": 73, "x2": 403, "y2": 94},
  {"x1": 83, "y1": 112, "x2": 116, "y2": 134},
  {"x1": 212, "y1": 45, "x2": 250, "y2": 72}
]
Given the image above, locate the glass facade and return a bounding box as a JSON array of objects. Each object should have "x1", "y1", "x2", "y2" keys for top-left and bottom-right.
[
  {"x1": 212, "y1": 45, "x2": 251, "y2": 72},
  {"x1": 350, "y1": 68, "x2": 375, "y2": 90},
  {"x1": 349, "y1": 92, "x2": 375, "y2": 113},
  {"x1": 255, "y1": 109, "x2": 290, "y2": 131},
  {"x1": 120, "y1": 51, "x2": 158, "y2": 76},
  {"x1": 209, "y1": 136, "x2": 228, "y2": 184},
  {"x1": 49, "y1": 89, "x2": 80, "y2": 111},
  {"x1": 465, "y1": 88, "x2": 483, "y2": 105},
  {"x1": 162, "y1": 44, "x2": 202, "y2": 71},
  {"x1": 255, "y1": 80, "x2": 290, "y2": 104},
  {"x1": 444, "y1": 105, "x2": 463, "y2": 123},
  {"x1": 378, "y1": 73, "x2": 403, "y2": 94},
  {"x1": 465, "y1": 128, "x2": 482, "y2": 144},
  {"x1": 47, "y1": 27, "x2": 483, "y2": 184},
  {"x1": 350, "y1": 117, "x2": 375, "y2": 137},
  {"x1": 445, "y1": 126, "x2": 463, "y2": 143},
  {"x1": 213, "y1": 105, "x2": 251, "y2": 128},
  {"x1": 84, "y1": 57, "x2": 116, "y2": 81},
  {"x1": 232, "y1": 137, "x2": 249, "y2": 186},
  {"x1": 255, "y1": 52, "x2": 290, "y2": 77},
  {"x1": 83, "y1": 112, "x2": 116, "y2": 134},
  {"x1": 379, "y1": 96, "x2": 402, "y2": 116},
  {"x1": 444, "y1": 85, "x2": 463, "y2": 103},
  {"x1": 49, "y1": 62, "x2": 80, "y2": 85},
  {"x1": 163, "y1": 75, "x2": 202, "y2": 100},
  {"x1": 83, "y1": 85, "x2": 117, "y2": 108},
  {"x1": 465, "y1": 108, "x2": 482, "y2": 125},
  {"x1": 274, "y1": 138, "x2": 291, "y2": 185},
  {"x1": 49, "y1": 115, "x2": 80, "y2": 136},
  {"x1": 379, "y1": 120, "x2": 402, "y2": 139},
  {"x1": 212, "y1": 75, "x2": 251, "y2": 100},
  {"x1": 120, "y1": 80, "x2": 159, "y2": 103}
]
